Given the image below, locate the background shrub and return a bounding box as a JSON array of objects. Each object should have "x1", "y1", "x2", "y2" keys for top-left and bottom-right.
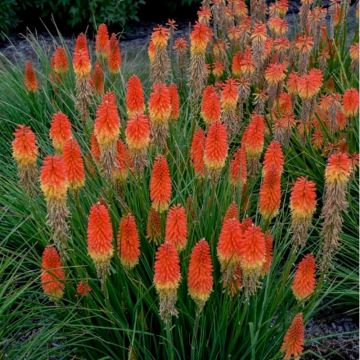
[{"x1": 0, "y1": 0, "x2": 145, "y2": 40}]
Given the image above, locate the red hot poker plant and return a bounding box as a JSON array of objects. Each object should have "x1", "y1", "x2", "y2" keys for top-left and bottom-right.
[
  {"x1": 40, "y1": 155, "x2": 69, "y2": 255},
  {"x1": 41, "y1": 246, "x2": 65, "y2": 302},
  {"x1": 118, "y1": 214, "x2": 141, "y2": 269},
  {"x1": 188, "y1": 239, "x2": 213, "y2": 310},
  {"x1": 87, "y1": 203, "x2": 114, "y2": 286},
  {"x1": 154, "y1": 243, "x2": 181, "y2": 321},
  {"x1": 150, "y1": 155, "x2": 172, "y2": 213},
  {"x1": 12, "y1": 124, "x2": 38, "y2": 194}
]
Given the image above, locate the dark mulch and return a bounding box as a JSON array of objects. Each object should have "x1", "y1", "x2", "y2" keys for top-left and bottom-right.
[{"x1": 305, "y1": 313, "x2": 359, "y2": 359}]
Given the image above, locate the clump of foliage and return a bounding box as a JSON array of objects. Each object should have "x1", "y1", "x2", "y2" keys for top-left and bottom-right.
[{"x1": 0, "y1": 0, "x2": 359, "y2": 359}]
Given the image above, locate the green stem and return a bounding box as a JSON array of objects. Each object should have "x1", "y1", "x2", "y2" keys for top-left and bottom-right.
[
  {"x1": 165, "y1": 319, "x2": 174, "y2": 360},
  {"x1": 191, "y1": 308, "x2": 201, "y2": 360}
]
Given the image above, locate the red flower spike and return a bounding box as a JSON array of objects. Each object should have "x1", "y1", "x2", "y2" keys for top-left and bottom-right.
[
  {"x1": 204, "y1": 121, "x2": 228, "y2": 171},
  {"x1": 94, "y1": 92, "x2": 120, "y2": 148},
  {"x1": 95, "y1": 23, "x2": 110, "y2": 59},
  {"x1": 63, "y1": 138, "x2": 85, "y2": 190},
  {"x1": 281, "y1": 313, "x2": 304, "y2": 360},
  {"x1": 263, "y1": 141, "x2": 284, "y2": 175},
  {"x1": 118, "y1": 213, "x2": 141, "y2": 269},
  {"x1": 125, "y1": 114, "x2": 151, "y2": 152},
  {"x1": 41, "y1": 246, "x2": 65, "y2": 301},
  {"x1": 188, "y1": 239, "x2": 213, "y2": 305},
  {"x1": 154, "y1": 242, "x2": 181, "y2": 291},
  {"x1": 24, "y1": 61, "x2": 38, "y2": 92},
  {"x1": 292, "y1": 253, "x2": 316, "y2": 301},
  {"x1": 87, "y1": 203, "x2": 114, "y2": 265},
  {"x1": 168, "y1": 83, "x2": 180, "y2": 121},
  {"x1": 73, "y1": 33, "x2": 91, "y2": 78},
  {"x1": 51, "y1": 47, "x2": 69, "y2": 74},
  {"x1": 126, "y1": 75, "x2": 145, "y2": 117},
  {"x1": 238, "y1": 225, "x2": 266, "y2": 271},
  {"x1": 343, "y1": 88, "x2": 359, "y2": 117},
  {"x1": 165, "y1": 205, "x2": 188, "y2": 251},
  {"x1": 40, "y1": 155, "x2": 68, "y2": 202},
  {"x1": 190, "y1": 128, "x2": 206, "y2": 177},
  {"x1": 108, "y1": 33, "x2": 121, "y2": 74},
  {"x1": 150, "y1": 155, "x2": 172, "y2": 212},
  {"x1": 12, "y1": 125, "x2": 38, "y2": 166},
  {"x1": 201, "y1": 86, "x2": 221, "y2": 124},
  {"x1": 50, "y1": 112, "x2": 72, "y2": 153}
]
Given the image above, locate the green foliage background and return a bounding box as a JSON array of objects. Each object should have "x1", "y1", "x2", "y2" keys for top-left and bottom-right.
[{"x1": 0, "y1": 0, "x2": 145, "y2": 39}]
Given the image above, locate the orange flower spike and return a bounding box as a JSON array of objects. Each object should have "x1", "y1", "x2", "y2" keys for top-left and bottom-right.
[
  {"x1": 126, "y1": 75, "x2": 145, "y2": 117},
  {"x1": 325, "y1": 152, "x2": 352, "y2": 184},
  {"x1": 76, "y1": 281, "x2": 92, "y2": 297},
  {"x1": 113, "y1": 139, "x2": 131, "y2": 182},
  {"x1": 342, "y1": 88, "x2": 359, "y2": 118},
  {"x1": 165, "y1": 205, "x2": 188, "y2": 251},
  {"x1": 197, "y1": 5, "x2": 212, "y2": 24},
  {"x1": 213, "y1": 61, "x2": 224, "y2": 78},
  {"x1": 125, "y1": 114, "x2": 151, "y2": 152},
  {"x1": 12, "y1": 125, "x2": 38, "y2": 166},
  {"x1": 51, "y1": 47, "x2": 69, "y2": 74},
  {"x1": 173, "y1": 37, "x2": 188, "y2": 53},
  {"x1": 297, "y1": 68, "x2": 323, "y2": 99},
  {"x1": 276, "y1": 92, "x2": 293, "y2": 115},
  {"x1": 238, "y1": 225, "x2": 266, "y2": 271},
  {"x1": 87, "y1": 203, "x2": 114, "y2": 272},
  {"x1": 95, "y1": 23, "x2": 110, "y2": 59},
  {"x1": 63, "y1": 139, "x2": 85, "y2": 190},
  {"x1": 263, "y1": 141, "x2": 284, "y2": 176},
  {"x1": 281, "y1": 313, "x2": 305, "y2": 360},
  {"x1": 217, "y1": 218, "x2": 242, "y2": 266},
  {"x1": 40, "y1": 155, "x2": 68, "y2": 202},
  {"x1": 154, "y1": 242, "x2": 181, "y2": 291},
  {"x1": 146, "y1": 207, "x2": 162, "y2": 244},
  {"x1": 287, "y1": 72, "x2": 300, "y2": 95},
  {"x1": 201, "y1": 86, "x2": 221, "y2": 124},
  {"x1": 261, "y1": 231, "x2": 273, "y2": 275},
  {"x1": 90, "y1": 133, "x2": 101, "y2": 163},
  {"x1": 73, "y1": 33, "x2": 91, "y2": 78},
  {"x1": 91, "y1": 61, "x2": 105, "y2": 95},
  {"x1": 168, "y1": 83, "x2": 180, "y2": 121},
  {"x1": 259, "y1": 166, "x2": 281, "y2": 221},
  {"x1": 149, "y1": 83, "x2": 172, "y2": 124},
  {"x1": 151, "y1": 26, "x2": 169, "y2": 50},
  {"x1": 268, "y1": 16, "x2": 288, "y2": 36},
  {"x1": 223, "y1": 202, "x2": 239, "y2": 222},
  {"x1": 108, "y1": 33, "x2": 122, "y2": 74},
  {"x1": 190, "y1": 128, "x2": 206, "y2": 177},
  {"x1": 49, "y1": 112, "x2": 72, "y2": 153},
  {"x1": 243, "y1": 114, "x2": 265, "y2": 158},
  {"x1": 41, "y1": 246, "x2": 65, "y2": 301},
  {"x1": 118, "y1": 213, "x2": 141, "y2": 269},
  {"x1": 232, "y1": 52, "x2": 242, "y2": 77},
  {"x1": 190, "y1": 22, "x2": 212, "y2": 55},
  {"x1": 290, "y1": 177, "x2": 316, "y2": 220},
  {"x1": 24, "y1": 61, "x2": 38, "y2": 92},
  {"x1": 148, "y1": 40, "x2": 156, "y2": 63},
  {"x1": 150, "y1": 155, "x2": 172, "y2": 212},
  {"x1": 154, "y1": 242, "x2": 181, "y2": 320},
  {"x1": 336, "y1": 110, "x2": 347, "y2": 130},
  {"x1": 188, "y1": 239, "x2": 213, "y2": 307},
  {"x1": 265, "y1": 62, "x2": 287, "y2": 85},
  {"x1": 204, "y1": 121, "x2": 228, "y2": 171},
  {"x1": 221, "y1": 79, "x2": 239, "y2": 112},
  {"x1": 229, "y1": 146, "x2": 247, "y2": 186},
  {"x1": 238, "y1": 49, "x2": 255, "y2": 76},
  {"x1": 94, "y1": 92, "x2": 120, "y2": 148},
  {"x1": 292, "y1": 253, "x2": 316, "y2": 301}
]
